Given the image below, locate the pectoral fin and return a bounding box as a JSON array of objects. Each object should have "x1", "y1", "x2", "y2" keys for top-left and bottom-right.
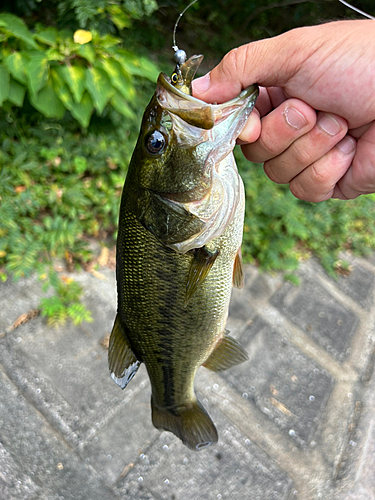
[
  {"x1": 138, "y1": 190, "x2": 205, "y2": 246},
  {"x1": 203, "y1": 332, "x2": 248, "y2": 372},
  {"x1": 108, "y1": 314, "x2": 140, "y2": 389},
  {"x1": 233, "y1": 248, "x2": 244, "y2": 289},
  {"x1": 185, "y1": 247, "x2": 219, "y2": 307}
]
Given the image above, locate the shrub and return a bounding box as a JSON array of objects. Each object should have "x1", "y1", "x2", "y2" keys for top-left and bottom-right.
[{"x1": 0, "y1": 12, "x2": 159, "y2": 127}]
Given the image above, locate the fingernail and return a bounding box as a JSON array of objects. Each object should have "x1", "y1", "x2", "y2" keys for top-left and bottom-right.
[
  {"x1": 318, "y1": 114, "x2": 341, "y2": 136},
  {"x1": 192, "y1": 73, "x2": 211, "y2": 94},
  {"x1": 284, "y1": 107, "x2": 307, "y2": 130},
  {"x1": 336, "y1": 135, "x2": 356, "y2": 155}
]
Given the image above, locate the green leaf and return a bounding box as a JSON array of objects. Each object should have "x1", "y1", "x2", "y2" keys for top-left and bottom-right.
[
  {"x1": 110, "y1": 89, "x2": 135, "y2": 118},
  {"x1": 59, "y1": 65, "x2": 86, "y2": 103},
  {"x1": 0, "y1": 64, "x2": 10, "y2": 105},
  {"x1": 69, "y1": 92, "x2": 94, "y2": 127},
  {"x1": 92, "y1": 33, "x2": 121, "y2": 49},
  {"x1": 0, "y1": 13, "x2": 38, "y2": 49},
  {"x1": 85, "y1": 67, "x2": 113, "y2": 114},
  {"x1": 100, "y1": 57, "x2": 135, "y2": 100},
  {"x1": 51, "y1": 68, "x2": 74, "y2": 110},
  {"x1": 7, "y1": 78, "x2": 25, "y2": 106},
  {"x1": 25, "y1": 51, "x2": 49, "y2": 96},
  {"x1": 45, "y1": 48, "x2": 65, "y2": 62},
  {"x1": 118, "y1": 52, "x2": 159, "y2": 82},
  {"x1": 107, "y1": 5, "x2": 132, "y2": 30},
  {"x1": 34, "y1": 28, "x2": 58, "y2": 47},
  {"x1": 28, "y1": 77, "x2": 65, "y2": 118},
  {"x1": 5, "y1": 52, "x2": 28, "y2": 85},
  {"x1": 76, "y1": 43, "x2": 96, "y2": 64}
]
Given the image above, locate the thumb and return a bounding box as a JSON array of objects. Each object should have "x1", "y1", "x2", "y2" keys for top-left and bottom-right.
[{"x1": 192, "y1": 27, "x2": 315, "y2": 103}]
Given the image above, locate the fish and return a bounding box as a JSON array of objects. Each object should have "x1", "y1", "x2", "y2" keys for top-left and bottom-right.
[{"x1": 108, "y1": 52, "x2": 258, "y2": 451}]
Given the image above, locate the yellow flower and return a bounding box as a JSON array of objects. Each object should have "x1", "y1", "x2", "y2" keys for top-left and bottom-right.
[
  {"x1": 73, "y1": 30, "x2": 92, "y2": 44},
  {"x1": 61, "y1": 275, "x2": 74, "y2": 284}
]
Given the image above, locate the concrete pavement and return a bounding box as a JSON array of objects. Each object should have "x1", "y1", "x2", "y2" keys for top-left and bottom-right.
[{"x1": 0, "y1": 254, "x2": 374, "y2": 499}]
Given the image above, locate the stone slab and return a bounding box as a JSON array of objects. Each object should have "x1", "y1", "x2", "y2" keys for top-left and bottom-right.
[
  {"x1": 220, "y1": 315, "x2": 334, "y2": 446},
  {"x1": 334, "y1": 263, "x2": 375, "y2": 310},
  {"x1": 0, "y1": 369, "x2": 116, "y2": 500},
  {"x1": 0, "y1": 441, "x2": 41, "y2": 500},
  {"x1": 81, "y1": 374, "x2": 161, "y2": 486},
  {"x1": 116, "y1": 408, "x2": 294, "y2": 500},
  {"x1": 0, "y1": 275, "x2": 45, "y2": 331},
  {"x1": 270, "y1": 275, "x2": 359, "y2": 360},
  {"x1": 0, "y1": 260, "x2": 374, "y2": 500}
]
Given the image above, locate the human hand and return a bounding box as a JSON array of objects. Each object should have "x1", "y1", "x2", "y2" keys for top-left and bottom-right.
[{"x1": 192, "y1": 20, "x2": 375, "y2": 201}]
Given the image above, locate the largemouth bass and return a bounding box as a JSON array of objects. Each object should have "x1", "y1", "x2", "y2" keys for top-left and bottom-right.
[{"x1": 109, "y1": 53, "x2": 258, "y2": 451}]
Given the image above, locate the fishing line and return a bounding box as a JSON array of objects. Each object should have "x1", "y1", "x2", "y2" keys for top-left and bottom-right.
[
  {"x1": 172, "y1": 0, "x2": 199, "y2": 53},
  {"x1": 338, "y1": 0, "x2": 374, "y2": 19}
]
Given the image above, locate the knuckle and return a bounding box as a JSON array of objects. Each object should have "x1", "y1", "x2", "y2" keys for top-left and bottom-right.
[
  {"x1": 289, "y1": 179, "x2": 306, "y2": 201},
  {"x1": 310, "y1": 163, "x2": 332, "y2": 186},
  {"x1": 289, "y1": 178, "x2": 320, "y2": 202},
  {"x1": 264, "y1": 160, "x2": 289, "y2": 184},
  {"x1": 289, "y1": 175, "x2": 328, "y2": 203},
  {"x1": 221, "y1": 48, "x2": 239, "y2": 80},
  {"x1": 263, "y1": 162, "x2": 279, "y2": 183},
  {"x1": 290, "y1": 141, "x2": 314, "y2": 167},
  {"x1": 259, "y1": 129, "x2": 281, "y2": 157}
]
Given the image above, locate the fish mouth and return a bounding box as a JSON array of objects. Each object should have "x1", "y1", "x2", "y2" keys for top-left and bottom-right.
[
  {"x1": 157, "y1": 70, "x2": 258, "y2": 172},
  {"x1": 154, "y1": 67, "x2": 258, "y2": 209},
  {"x1": 157, "y1": 71, "x2": 258, "y2": 131}
]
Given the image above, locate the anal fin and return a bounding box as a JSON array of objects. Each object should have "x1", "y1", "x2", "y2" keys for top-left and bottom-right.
[
  {"x1": 108, "y1": 313, "x2": 140, "y2": 389},
  {"x1": 233, "y1": 247, "x2": 244, "y2": 289},
  {"x1": 185, "y1": 246, "x2": 219, "y2": 307},
  {"x1": 203, "y1": 332, "x2": 248, "y2": 372}
]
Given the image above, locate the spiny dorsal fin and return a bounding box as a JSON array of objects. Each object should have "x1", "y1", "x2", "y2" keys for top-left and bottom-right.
[
  {"x1": 185, "y1": 247, "x2": 219, "y2": 307},
  {"x1": 233, "y1": 247, "x2": 244, "y2": 289},
  {"x1": 151, "y1": 397, "x2": 218, "y2": 451},
  {"x1": 203, "y1": 333, "x2": 248, "y2": 372},
  {"x1": 108, "y1": 313, "x2": 140, "y2": 389}
]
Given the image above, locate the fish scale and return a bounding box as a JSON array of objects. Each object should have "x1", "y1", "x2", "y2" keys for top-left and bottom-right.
[
  {"x1": 117, "y1": 203, "x2": 235, "y2": 400},
  {"x1": 108, "y1": 53, "x2": 258, "y2": 450}
]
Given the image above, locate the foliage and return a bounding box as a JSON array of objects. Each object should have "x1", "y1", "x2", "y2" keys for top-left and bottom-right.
[
  {"x1": 0, "y1": 84, "x2": 151, "y2": 324},
  {"x1": 5, "y1": 0, "x2": 159, "y2": 33},
  {"x1": 0, "y1": 12, "x2": 159, "y2": 127},
  {"x1": 40, "y1": 271, "x2": 93, "y2": 327},
  {"x1": 0, "y1": 1, "x2": 160, "y2": 326},
  {"x1": 0, "y1": 98, "x2": 146, "y2": 270},
  {"x1": 238, "y1": 152, "x2": 375, "y2": 277}
]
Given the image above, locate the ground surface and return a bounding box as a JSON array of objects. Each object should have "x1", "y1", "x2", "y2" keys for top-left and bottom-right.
[{"x1": 0, "y1": 255, "x2": 374, "y2": 500}]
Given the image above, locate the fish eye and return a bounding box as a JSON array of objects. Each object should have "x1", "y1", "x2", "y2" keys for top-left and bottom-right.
[
  {"x1": 145, "y1": 130, "x2": 166, "y2": 155},
  {"x1": 171, "y1": 72, "x2": 178, "y2": 84}
]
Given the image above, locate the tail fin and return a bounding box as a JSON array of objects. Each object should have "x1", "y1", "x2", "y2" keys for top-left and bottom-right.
[{"x1": 151, "y1": 398, "x2": 218, "y2": 451}]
